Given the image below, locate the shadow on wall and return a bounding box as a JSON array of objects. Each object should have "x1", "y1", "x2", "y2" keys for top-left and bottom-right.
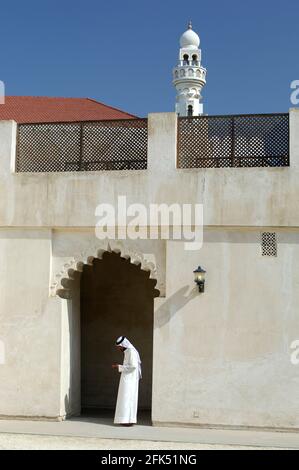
[{"x1": 155, "y1": 286, "x2": 197, "y2": 329}]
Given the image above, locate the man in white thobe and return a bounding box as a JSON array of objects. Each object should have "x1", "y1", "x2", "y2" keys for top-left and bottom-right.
[{"x1": 112, "y1": 336, "x2": 141, "y2": 426}]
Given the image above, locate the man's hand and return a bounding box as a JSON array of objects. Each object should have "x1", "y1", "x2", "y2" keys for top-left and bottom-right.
[{"x1": 112, "y1": 364, "x2": 119, "y2": 369}]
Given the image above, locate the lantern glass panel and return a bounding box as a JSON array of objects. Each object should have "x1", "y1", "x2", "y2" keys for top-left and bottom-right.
[{"x1": 194, "y1": 271, "x2": 205, "y2": 282}]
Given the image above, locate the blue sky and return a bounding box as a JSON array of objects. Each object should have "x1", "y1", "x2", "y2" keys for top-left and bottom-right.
[{"x1": 0, "y1": 0, "x2": 298, "y2": 117}]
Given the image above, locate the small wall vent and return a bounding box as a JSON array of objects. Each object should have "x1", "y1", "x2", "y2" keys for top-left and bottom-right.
[{"x1": 261, "y1": 232, "x2": 277, "y2": 257}]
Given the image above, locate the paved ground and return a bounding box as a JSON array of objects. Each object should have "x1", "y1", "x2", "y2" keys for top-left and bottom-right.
[
  {"x1": 0, "y1": 433, "x2": 283, "y2": 450},
  {"x1": 0, "y1": 411, "x2": 297, "y2": 450}
]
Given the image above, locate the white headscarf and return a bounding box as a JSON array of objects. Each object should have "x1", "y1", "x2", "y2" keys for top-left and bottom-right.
[{"x1": 116, "y1": 336, "x2": 142, "y2": 379}]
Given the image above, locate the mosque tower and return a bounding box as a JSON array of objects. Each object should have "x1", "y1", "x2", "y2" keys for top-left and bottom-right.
[{"x1": 173, "y1": 21, "x2": 207, "y2": 116}]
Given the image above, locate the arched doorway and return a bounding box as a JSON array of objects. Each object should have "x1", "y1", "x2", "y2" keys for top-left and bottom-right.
[{"x1": 80, "y1": 250, "x2": 159, "y2": 421}]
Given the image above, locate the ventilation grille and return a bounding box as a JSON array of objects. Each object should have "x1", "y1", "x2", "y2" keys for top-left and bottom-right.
[{"x1": 261, "y1": 232, "x2": 277, "y2": 257}]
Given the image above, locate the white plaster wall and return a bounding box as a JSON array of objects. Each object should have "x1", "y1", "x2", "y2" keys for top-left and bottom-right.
[
  {"x1": 152, "y1": 230, "x2": 299, "y2": 429},
  {"x1": 0, "y1": 229, "x2": 62, "y2": 418},
  {"x1": 60, "y1": 286, "x2": 81, "y2": 418}
]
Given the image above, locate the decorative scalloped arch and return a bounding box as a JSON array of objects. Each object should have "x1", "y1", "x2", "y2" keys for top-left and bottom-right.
[{"x1": 52, "y1": 244, "x2": 160, "y2": 299}]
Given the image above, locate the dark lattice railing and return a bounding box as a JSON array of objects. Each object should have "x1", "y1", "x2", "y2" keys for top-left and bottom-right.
[
  {"x1": 177, "y1": 113, "x2": 289, "y2": 168},
  {"x1": 16, "y1": 118, "x2": 148, "y2": 172}
]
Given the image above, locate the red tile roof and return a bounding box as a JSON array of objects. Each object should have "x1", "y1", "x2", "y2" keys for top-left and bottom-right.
[{"x1": 0, "y1": 96, "x2": 136, "y2": 123}]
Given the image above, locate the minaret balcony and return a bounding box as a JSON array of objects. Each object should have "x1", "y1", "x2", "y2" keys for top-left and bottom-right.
[{"x1": 173, "y1": 66, "x2": 207, "y2": 84}]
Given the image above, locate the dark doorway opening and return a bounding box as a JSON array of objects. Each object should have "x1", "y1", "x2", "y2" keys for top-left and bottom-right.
[
  {"x1": 80, "y1": 251, "x2": 157, "y2": 423},
  {"x1": 188, "y1": 105, "x2": 193, "y2": 117}
]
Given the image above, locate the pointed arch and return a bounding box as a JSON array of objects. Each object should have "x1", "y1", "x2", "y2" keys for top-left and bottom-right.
[{"x1": 54, "y1": 245, "x2": 160, "y2": 300}]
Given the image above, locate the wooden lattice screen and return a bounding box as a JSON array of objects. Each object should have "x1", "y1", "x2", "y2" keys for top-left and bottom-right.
[
  {"x1": 177, "y1": 113, "x2": 289, "y2": 168},
  {"x1": 16, "y1": 118, "x2": 148, "y2": 172}
]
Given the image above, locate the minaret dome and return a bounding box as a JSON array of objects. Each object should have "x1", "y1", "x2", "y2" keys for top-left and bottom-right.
[
  {"x1": 173, "y1": 22, "x2": 207, "y2": 117},
  {"x1": 180, "y1": 22, "x2": 200, "y2": 49}
]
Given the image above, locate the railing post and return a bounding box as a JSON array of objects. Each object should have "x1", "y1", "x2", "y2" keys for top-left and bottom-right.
[
  {"x1": 231, "y1": 116, "x2": 235, "y2": 167},
  {"x1": 78, "y1": 123, "x2": 84, "y2": 171},
  {"x1": 0, "y1": 120, "x2": 18, "y2": 175},
  {"x1": 148, "y1": 113, "x2": 177, "y2": 173},
  {"x1": 287, "y1": 112, "x2": 290, "y2": 167}
]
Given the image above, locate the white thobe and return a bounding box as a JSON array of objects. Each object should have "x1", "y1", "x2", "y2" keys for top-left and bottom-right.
[{"x1": 114, "y1": 348, "x2": 140, "y2": 424}]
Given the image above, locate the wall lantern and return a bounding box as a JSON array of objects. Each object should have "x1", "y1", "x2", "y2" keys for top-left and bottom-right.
[{"x1": 193, "y1": 266, "x2": 206, "y2": 293}]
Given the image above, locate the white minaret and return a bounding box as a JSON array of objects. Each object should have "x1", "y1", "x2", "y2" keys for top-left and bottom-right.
[{"x1": 173, "y1": 21, "x2": 207, "y2": 116}]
